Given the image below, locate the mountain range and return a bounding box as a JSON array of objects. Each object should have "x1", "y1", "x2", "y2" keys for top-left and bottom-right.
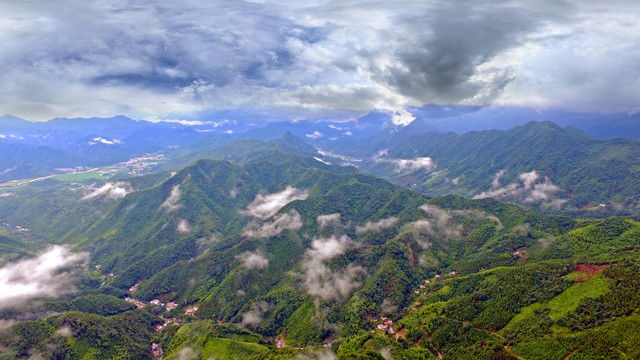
[{"x1": 1, "y1": 134, "x2": 640, "y2": 359}]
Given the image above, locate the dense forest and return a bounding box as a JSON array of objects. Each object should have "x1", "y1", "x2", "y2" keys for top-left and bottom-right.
[{"x1": 1, "y1": 140, "x2": 640, "y2": 359}]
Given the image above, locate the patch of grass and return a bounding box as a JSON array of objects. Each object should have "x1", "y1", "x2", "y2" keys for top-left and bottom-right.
[
  {"x1": 499, "y1": 303, "x2": 544, "y2": 335},
  {"x1": 52, "y1": 172, "x2": 109, "y2": 182},
  {"x1": 546, "y1": 275, "x2": 611, "y2": 320},
  {"x1": 201, "y1": 337, "x2": 269, "y2": 360},
  {"x1": 500, "y1": 275, "x2": 611, "y2": 335}
]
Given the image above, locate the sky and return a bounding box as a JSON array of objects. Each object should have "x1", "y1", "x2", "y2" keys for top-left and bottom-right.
[{"x1": 1, "y1": 0, "x2": 639, "y2": 122}]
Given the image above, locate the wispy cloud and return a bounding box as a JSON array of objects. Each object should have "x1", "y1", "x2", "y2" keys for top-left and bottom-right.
[
  {"x1": 175, "y1": 347, "x2": 199, "y2": 360},
  {"x1": 392, "y1": 157, "x2": 436, "y2": 173},
  {"x1": 177, "y1": 219, "x2": 191, "y2": 233},
  {"x1": 242, "y1": 210, "x2": 303, "y2": 238},
  {"x1": 0, "y1": 246, "x2": 89, "y2": 308},
  {"x1": 474, "y1": 170, "x2": 563, "y2": 206},
  {"x1": 241, "y1": 301, "x2": 271, "y2": 329},
  {"x1": 160, "y1": 185, "x2": 182, "y2": 212},
  {"x1": 240, "y1": 186, "x2": 308, "y2": 220},
  {"x1": 317, "y1": 213, "x2": 341, "y2": 229},
  {"x1": 380, "y1": 298, "x2": 398, "y2": 315},
  {"x1": 81, "y1": 181, "x2": 131, "y2": 201},
  {"x1": 306, "y1": 131, "x2": 324, "y2": 139},
  {"x1": 420, "y1": 204, "x2": 461, "y2": 239},
  {"x1": 492, "y1": 169, "x2": 506, "y2": 188},
  {"x1": 401, "y1": 205, "x2": 462, "y2": 246},
  {"x1": 355, "y1": 217, "x2": 399, "y2": 234},
  {"x1": 237, "y1": 250, "x2": 269, "y2": 270},
  {"x1": 302, "y1": 235, "x2": 366, "y2": 301}
]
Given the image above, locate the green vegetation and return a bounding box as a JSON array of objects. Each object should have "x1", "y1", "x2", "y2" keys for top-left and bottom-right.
[
  {"x1": 1, "y1": 142, "x2": 640, "y2": 359},
  {"x1": 51, "y1": 171, "x2": 110, "y2": 182},
  {"x1": 362, "y1": 121, "x2": 640, "y2": 217}
]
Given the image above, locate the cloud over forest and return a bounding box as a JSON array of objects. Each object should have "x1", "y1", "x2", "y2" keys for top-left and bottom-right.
[
  {"x1": 82, "y1": 182, "x2": 131, "y2": 201},
  {"x1": 240, "y1": 186, "x2": 308, "y2": 220},
  {"x1": 0, "y1": 246, "x2": 89, "y2": 308}
]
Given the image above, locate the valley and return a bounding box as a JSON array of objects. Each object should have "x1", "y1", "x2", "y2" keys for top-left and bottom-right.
[{"x1": 1, "y1": 121, "x2": 640, "y2": 359}]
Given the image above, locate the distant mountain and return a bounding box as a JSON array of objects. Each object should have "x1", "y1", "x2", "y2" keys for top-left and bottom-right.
[
  {"x1": 0, "y1": 143, "x2": 87, "y2": 182},
  {"x1": 157, "y1": 132, "x2": 321, "y2": 172},
  {"x1": 411, "y1": 105, "x2": 640, "y2": 139},
  {"x1": 0, "y1": 115, "x2": 214, "y2": 181},
  {"x1": 358, "y1": 121, "x2": 640, "y2": 216},
  {"x1": 240, "y1": 111, "x2": 438, "y2": 157}
]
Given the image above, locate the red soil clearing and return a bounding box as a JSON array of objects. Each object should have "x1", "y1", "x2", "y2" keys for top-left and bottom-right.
[
  {"x1": 572, "y1": 264, "x2": 608, "y2": 283},
  {"x1": 407, "y1": 242, "x2": 416, "y2": 267}
]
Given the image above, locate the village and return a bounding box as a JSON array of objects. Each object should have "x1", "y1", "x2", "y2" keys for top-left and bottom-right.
[{"x1": 100, "y1": 256, "x2": 527, "y2": 354}]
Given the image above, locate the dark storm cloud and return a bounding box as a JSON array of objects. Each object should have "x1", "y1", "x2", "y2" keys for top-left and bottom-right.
[
  {"x1": 384, "y1": 2, "x2": 558, "y2": 103},
  {"x1": 0, "y1": 0, "x2": 638, "y2": 120}
]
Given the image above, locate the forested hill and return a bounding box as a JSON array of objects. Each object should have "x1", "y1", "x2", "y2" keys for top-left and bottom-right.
[
  {"x1": 1, "y1": 150, "x2": 640, "y2": 359},
  {"x1": 359, "y1": 121, "x2": 640, "y2": 217}
]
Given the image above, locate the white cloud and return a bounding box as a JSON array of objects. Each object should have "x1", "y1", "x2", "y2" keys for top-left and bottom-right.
[
  {"x1": 401, "y1": 205, "x2": 462, "y2": 243},
  {"x1": 81, "y1": 181, "x2": 131, "y2": 201},
  {"x1": 355, "y1": 217, "x2": 398, "y2": 234},
  {"x1": 160, "y1": 185, "x2": 182, "y2": 212},
  {"x1": 403, "y1": 219, "x2": 433, "y2": 234},
  {"x1": 55, "y1": 326, "x2": 72, "y2": 337},
  {"x1": 317, "y1": 213, "x2": 341, "y2": 228},
  {"x1": 241, "y1": 301, "x2": 271, "y2": 329},
  {"x1": 238, "y1": 250, "x2": 269, "y2": 270},
  {"x1": 88, "y1": 136, "x2": 122, "y2": 145},
  {"x1": 519, "y1": 170, "x2": 539, "y2": 190},
  {"x1": 306, "y1": 131, "x2": 324, "y2": 139},
  {"x1": 525, "y1": 178, "x2": 560, "y2": 203},
  {"x1": 0, "y1": 245, "x2": 89, "y2": 308},
  {"x1": 302, "y1": 235, "x2": 366, "y2": 300},
  {"x1": 380, "y1": 298, "x2": 398, "y2": 314},
  {"x1": 390, "y1": 109, "x2": 416, "y2": 126},
  {"x1": 313, "y1": 156, "x2": 331, "y2": 165},
  {"x1": 392, "y1": 157, "x2": 436, "y2": 172},
  {"x1": 492, "y1": 169, "x2": 506, "y2": 188},
  {"x1": 318, "y1": 349, "x2": 337, "y2": 360},
  {"x1": 373, "y1": 149, "x2": 389, "y2": 162},
  {"x1": 144, "y1": 116, "x2": 230, "y2": 127},
  {"x1": 177, "y1": 219, "x2": 191, "y2": 233},
  {"x1": 242, "y1": 210, "x2": 303, "y2": 238},
  {"x1": 175, "y1": 347, "x2": 199, "y2": 360},
  {"x1": 420, "y1": 204, "x2": 461, "y2": 239},
  {"x1": 240, "y1": 186, "x2": 308, "y2": 219},
  {"x1": 474, "y1": 170, "x2": 563, "y2": 207}
]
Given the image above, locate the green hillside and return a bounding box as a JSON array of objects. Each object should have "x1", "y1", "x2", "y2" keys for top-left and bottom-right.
[
  {"x1": 1, "y1": 151, "x2": 640, "y2": 359},
  {"x1": 361, "y1": 121, "x2": 640, "y2": 217}
]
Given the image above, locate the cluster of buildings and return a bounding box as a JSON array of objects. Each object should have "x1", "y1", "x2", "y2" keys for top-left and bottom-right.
[
  {"x1": 375, "y1": 317, "x2": 396, "y2": 334},
  {"x1": 125, "y1": 297, "x2": 146, "y2": 309},
  {"x1": 54, "y1": 166, "x2": 92, "y2": 173},
  {"x1": 151, "y1": 343, "x2": 162, "y2": 358},
  {"x1": 155, "y1": 316, "x2": 183, "y2": 332},
  {"x1": 120, "y1": 153, "x2": 166, "y2": 175},
  {"x1": 93, "y1": 264, "x2": 115, "y2": 278},
  {"x1": 1, "y1": 222, "x2": 29, "y2": 232},
  {"x1": 185, "y1": 306, "x2": 199, "y2": 315},
  {"x1": 129, "y1": 281, "x2": 142, "y2": 294},
  {"x1": 413, "y1": 271, "x2": 456, "y2": 296}
]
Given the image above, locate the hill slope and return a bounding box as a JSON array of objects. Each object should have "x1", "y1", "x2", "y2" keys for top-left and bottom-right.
[
  {"x1": 360, "y1": 121, "x2": 640, "y2": 216},
  {"x1": 1, "y1": 151, "x2": 640, "y2": 359}
]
